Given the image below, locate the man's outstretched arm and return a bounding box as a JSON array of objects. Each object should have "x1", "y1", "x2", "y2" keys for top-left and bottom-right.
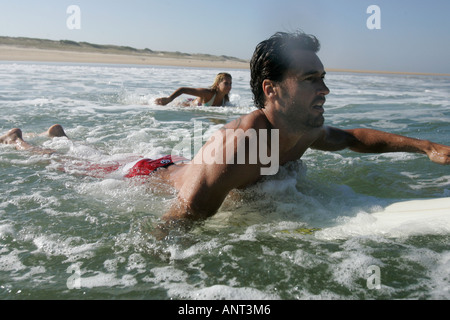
[{"x1": 312, "y1": 126, "x2": 450, "y2": 165}]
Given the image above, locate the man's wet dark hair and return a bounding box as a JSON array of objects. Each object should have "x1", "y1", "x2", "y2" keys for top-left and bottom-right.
[{"x1": 250, "y1": 31, "x2": 321, "y2": 109}]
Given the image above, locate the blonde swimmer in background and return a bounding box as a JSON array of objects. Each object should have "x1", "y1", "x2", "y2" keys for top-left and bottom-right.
[{"x1": 155, "y1": 72, "x2": 232, "y2": 107}]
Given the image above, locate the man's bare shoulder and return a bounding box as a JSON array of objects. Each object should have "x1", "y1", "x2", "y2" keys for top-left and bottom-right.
[{"x1": 222, "y1": 109, "x2": 269, "y2": 131}]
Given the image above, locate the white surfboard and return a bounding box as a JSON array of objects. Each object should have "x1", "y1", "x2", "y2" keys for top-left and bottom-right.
[{"x1": 315, "y1": 197, "x2": 450, "y2": 240}]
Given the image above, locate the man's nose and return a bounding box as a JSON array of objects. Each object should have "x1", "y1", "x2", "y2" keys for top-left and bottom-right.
[{"x1": 318, "y1": 80, "x2": 330, "y2": 96}]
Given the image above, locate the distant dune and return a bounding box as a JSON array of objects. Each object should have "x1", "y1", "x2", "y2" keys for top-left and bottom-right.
[{"x1": 0, "y1": 36, "x2": 250, "y2": 69}]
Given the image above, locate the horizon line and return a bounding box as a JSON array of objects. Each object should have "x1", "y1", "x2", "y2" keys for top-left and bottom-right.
[{"x1": 1, "y1": 36, "x2": 449, "y2": 76}]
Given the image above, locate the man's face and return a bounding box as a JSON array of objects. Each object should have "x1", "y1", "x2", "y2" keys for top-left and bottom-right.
[{"x1": 277, "y1": 50, "x2": 330, "y2": 130}]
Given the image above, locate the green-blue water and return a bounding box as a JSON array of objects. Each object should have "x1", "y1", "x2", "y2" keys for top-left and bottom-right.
[{"x1": 0, "y1": 62, "x2": 449, "y2": 299}]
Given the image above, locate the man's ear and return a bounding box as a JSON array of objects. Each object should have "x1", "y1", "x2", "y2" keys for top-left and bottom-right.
[{"x1": 262, "y1": 79, "x2": 277, "y2": 100}]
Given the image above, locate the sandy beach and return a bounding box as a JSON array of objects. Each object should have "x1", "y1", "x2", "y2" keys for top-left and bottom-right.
[
  {"x1": 0, "y1": 45, "x2": 250, "y2": 69},
  {"x1": 1, "y1": 44, "x2": 450, "y2": 77}
]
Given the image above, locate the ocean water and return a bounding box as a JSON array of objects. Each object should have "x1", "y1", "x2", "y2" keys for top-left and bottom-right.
[{"x1": 0, "y1": 62, "x2": 449, "y2": 300}]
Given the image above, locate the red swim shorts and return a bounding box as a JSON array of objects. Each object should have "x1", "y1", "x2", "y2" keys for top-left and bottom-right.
[
  {"x1": 124, "y1": 155, "x2": 176, "y2": 178},
  {"x1": 84, "y1": 155, "x2": 185, "y2": 178}
]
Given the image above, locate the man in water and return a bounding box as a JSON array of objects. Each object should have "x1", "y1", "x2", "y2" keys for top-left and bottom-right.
[
  {"x1": 2, "y1": 31, "x2": 450, "y2": 237},
  {"x1": 156, "y1": 31, "x2": 450, "y2": 232}
]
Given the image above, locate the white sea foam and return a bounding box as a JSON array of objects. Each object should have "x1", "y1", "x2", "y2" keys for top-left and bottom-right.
[
  {"x1": 429, "y1": 251, "x2": 450, "y2": 299},
  {"x1": 0, "y1": 249, "x2": 27, "y2": 272},
  {"x1": 144, "y1": 266, "x2": 280, "y2": 299},
  {"x1": 32, "y1": 235, "x2": 100, "y2": 262},
  {"x1": 79, "y1": 272, "x2": 138, "y2": 289}
]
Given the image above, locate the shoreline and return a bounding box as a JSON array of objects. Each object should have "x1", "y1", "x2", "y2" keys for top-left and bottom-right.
[
  {"x1": 0, "y1": 45, "x2": 250, "y2": 70},
  {"x1": 1, "y1": 45, "x2": 449, "y2": 76}
]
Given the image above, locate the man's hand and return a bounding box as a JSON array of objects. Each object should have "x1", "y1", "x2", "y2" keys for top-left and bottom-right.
[{"x1": 426, "y1": 142, "x2": 450, "y2": 165}]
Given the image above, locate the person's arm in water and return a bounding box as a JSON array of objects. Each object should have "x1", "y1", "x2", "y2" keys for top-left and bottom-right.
[
  {"x1": 311, "y1": 126, "x2": 450, "y2": 165},
  {"x1": 155, "y1": 87, "x2": 213, "y2": 106}
]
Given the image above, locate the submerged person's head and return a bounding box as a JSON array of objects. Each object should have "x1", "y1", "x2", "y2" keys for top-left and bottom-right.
[{"x1": 250, "y1": 31, "x2": 321, "y2": 109}]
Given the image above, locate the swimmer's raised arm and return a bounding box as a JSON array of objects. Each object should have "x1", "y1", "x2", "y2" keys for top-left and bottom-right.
[
  {"x1": 155, "y1": 87, "x2": 212, "y2": 106},
  {"x1": 155, "y1": 73, "x2": 232, "y2": 107}
]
